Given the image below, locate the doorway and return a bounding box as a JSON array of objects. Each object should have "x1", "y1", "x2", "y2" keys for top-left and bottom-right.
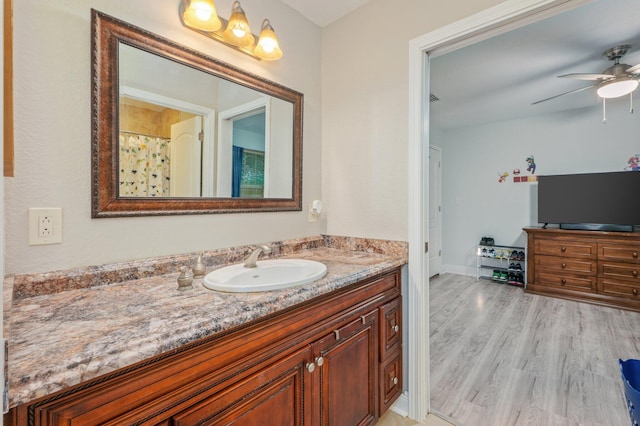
[{"x1": 407, "y1": 0, "x2": 593, "y2": 421}]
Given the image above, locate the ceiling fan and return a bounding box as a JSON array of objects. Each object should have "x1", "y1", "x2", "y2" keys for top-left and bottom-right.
[{"x1": 532, "y1": 45, "x2": 640, "y2": 105}]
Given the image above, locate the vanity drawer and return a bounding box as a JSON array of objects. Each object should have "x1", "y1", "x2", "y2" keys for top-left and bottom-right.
[
  {"x1": 535, "y1": 272, "x2": 596, "y2": 291},
  {"x1": 599, "y1": 278, "x2": 640, "y2": 300},
  {"x1": 379, "y1": 349, "x2": 402, "y2": 414},
  {"x1": 379, "y1": 297, "x2": 402, "y2": 360},
  {"x1": 535, "y1": 255, "x2": 596, "y2": 275},
  {"x1": 534, "y1": 239, "x2": 596, "y2": 259},
  {"x1": 599, "y1": 243, "x2": 640, "y2": 264}
]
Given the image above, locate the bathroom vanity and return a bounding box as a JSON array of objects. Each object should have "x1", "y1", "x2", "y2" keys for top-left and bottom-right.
[{"x1": 4, "y1": 237, "x2": 406, "y2": 425}]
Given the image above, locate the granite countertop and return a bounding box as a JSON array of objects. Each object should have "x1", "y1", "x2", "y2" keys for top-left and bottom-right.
[{"x1": 6, "y1": 236, "x2": 407, "y2": 408}]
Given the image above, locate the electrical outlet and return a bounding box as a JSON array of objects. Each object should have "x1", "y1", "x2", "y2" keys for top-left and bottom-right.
[{"x1": 29, "y1": 208, "x2": 62, "y2": 245}]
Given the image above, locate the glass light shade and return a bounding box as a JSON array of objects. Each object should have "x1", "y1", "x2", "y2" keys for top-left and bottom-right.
[
  {"x1": 255, "y1": 20, "x2": 283, "y2": 60},
  {"x1": 183, "y1": 0, "x2": 222, "y2": 32},
  {"x1": 223, "y1": 1, "x2": 254, "y2": 47},
  {"x1": 597, "y1": 78, "x2": 639, "y2": 99}
]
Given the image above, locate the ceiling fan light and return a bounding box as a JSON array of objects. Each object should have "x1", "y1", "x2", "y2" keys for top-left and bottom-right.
[{"x1": 597, "y1": 78, "x2": 639, "y2": 99}]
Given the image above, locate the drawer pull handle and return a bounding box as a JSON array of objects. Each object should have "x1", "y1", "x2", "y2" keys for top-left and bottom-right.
[
  {"x1": 561, "y1": 279, "x2": 567, "y2": 286},
  {"x1": 361, "y1": 315, "x2": 366, "y2": 324},
  {"x1": 334, "y1": 330, "x2": 340, "y2": 340},
  {"x1": 633, "y1": 289, "x2": 638, "y2": 296},
  {"x1": 561, "y1": 263, "x2": 566, "y2": 269},
  {"x1": 306, "y1": 362, "x2": 316, "y2": 373},
  {"x1": 393, "y1": 325, "x2": 400, "y2": 333},
  {"x1": 561, "y1": 247, "x2": 567, "y2": 252},
  {"x1": 315, "y1": 356, "x2": 324, "y2": 367}
]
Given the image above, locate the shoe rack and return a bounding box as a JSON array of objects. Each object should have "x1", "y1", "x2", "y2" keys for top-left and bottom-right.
[{"x1": 476, "y1": 244, "x2": 526, "y2": 287}]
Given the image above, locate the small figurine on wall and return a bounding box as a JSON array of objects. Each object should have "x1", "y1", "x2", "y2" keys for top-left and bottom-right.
[
  {"x1": 526, "y1": 155, "x2": 536, "y2": 174},
  {"x1": 626, "y1": 154, "x2": 640, "y2": 171},
  {"x1": 498, "y1": 172, "x2": 509, "y2": 183}
]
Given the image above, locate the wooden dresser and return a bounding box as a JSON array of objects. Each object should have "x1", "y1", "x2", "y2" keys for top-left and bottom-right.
[{"x1": 524, "y1": 227, "x2": 640, "y2": 312}]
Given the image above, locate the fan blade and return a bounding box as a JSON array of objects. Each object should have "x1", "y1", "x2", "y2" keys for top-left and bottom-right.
[
  {"x1": 627, "y1": 63, "x2": 640, "y2": 74},
  {"x1": 531, "y1": 84, "x2": 596, "y2": 105},
  {"x1": 558, "y1": 73, "x2": 613, "y2": 80}
]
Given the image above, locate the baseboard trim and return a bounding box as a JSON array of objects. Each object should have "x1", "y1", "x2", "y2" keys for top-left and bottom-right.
[
  {"x1": 441, "y1": 264, "x2": 475, "y2": 277},
  {"x1": 390, "y1": 391, "x2": 409, "y2": 417}
]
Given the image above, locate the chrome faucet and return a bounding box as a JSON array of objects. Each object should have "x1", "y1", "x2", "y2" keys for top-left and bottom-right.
[{"x1": 243, "y1": 245, "x2": 272, "y2": 268}]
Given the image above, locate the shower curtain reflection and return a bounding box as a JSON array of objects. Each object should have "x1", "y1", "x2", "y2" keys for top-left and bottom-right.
[{"x1": 119, "y1": 132, "x2": 171, "y2": 197}]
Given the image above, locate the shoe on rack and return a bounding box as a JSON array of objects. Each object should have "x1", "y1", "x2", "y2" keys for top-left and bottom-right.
[
  {"x1": 518, "y1": 251, "x2": 525, "y2": 261},
  {"x1": 509, "y1": 251, "x2": 518, "y2": 260},
  {"x1": 509, "y1": 262, "x2": 516, "y2": 270},
  {"x1": 513, "y1": 263, "x2": 522, "y2": 271},
  {"x1": 492, "y1": 270, "x2": 500, "y2": 280},
  {"x1": 482, "y1": 248, "x2": 488, "y2": 257},
  {"x1": 489, "y1": 248, "x2": 495, "y2": 258},
  {"x1": 500, "y1": 271, "x2": 508, "y2": 281},
  {"x1": 485, "y1": 238, "x2": 495, "y2": 246}
]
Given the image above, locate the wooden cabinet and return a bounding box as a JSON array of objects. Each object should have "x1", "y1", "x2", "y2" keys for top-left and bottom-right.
[
  {"x1": 7, "y1": 268, "x2": 403, "y2": 426},
  {"x1": 525, "y1": 228, "x2": 640, "y2": 312}
]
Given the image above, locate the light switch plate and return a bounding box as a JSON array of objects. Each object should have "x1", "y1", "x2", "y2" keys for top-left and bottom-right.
[{"x1": 28, "y1": 208, "x2": 62, "y2": 245}]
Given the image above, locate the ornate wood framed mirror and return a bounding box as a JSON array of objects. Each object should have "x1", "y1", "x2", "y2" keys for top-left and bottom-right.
[{"x1": 92, "y1": 10, "x2": 302, "y2": 217}]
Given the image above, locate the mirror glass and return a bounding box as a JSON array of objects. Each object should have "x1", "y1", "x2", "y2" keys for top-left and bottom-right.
[{"x1": 92, "y1": 11, "x2": 302, "y2": 217}]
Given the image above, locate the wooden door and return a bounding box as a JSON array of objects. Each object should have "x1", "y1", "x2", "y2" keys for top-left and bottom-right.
[{"x1": 311, "y1": 310, "x2": 378, "y2": 426}]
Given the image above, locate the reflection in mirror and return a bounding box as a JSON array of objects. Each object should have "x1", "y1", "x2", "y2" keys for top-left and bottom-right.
[
  {"x1": 117, "y1": 43, "x2": 293, "y2": 199},
  {"x1": 92, "y1": 10, "x2": 302, "y2": 217}
]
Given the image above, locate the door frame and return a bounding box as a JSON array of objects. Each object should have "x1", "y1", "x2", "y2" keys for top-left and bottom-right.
[
  {"x1": 119, "y1": 86, "x2": 216, "y2": 196},
  {"x1": 406, "y1": 0, "x2": 593, "y2": 420}
]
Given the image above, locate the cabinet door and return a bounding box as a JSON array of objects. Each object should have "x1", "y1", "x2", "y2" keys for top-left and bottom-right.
[
  {"x1": 172, "y1": 347, "x2": 313, "y2": 426},
  {"x1": 312, "y1": 310, "x2": 378, "y2": 426}
]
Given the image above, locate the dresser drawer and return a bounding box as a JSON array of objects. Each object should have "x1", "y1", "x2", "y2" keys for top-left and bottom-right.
[
  {"x1": 535, "y1": 272, "x2": 596, "y2": 291},
  {"x1": 599, "y1": 262, "x2": 640, "y2": 282},
  {"x1": 599, "y1": 243, "x2": 640, "y2": 264},
  {"x1": 535, "y1": 255, "x2": 596, "y2": 275},
  {"x1": 599, "y1": 278, "x2": 640, "y2": 299},
  {"x1": 534, "y1": 239, "x2": 596, "y2": 259}
]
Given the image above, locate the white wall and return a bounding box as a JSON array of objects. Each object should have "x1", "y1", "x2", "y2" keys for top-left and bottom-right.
[
  {"x1": 438, "y1": 100, "x2": 640, "y2": 273},
  {"x1": 6, "y1": 0, "x2": 322, "y2": 274}
]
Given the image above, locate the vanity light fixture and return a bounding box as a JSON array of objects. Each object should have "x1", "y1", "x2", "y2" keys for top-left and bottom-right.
[{"x1": 179, "y1": 0, "x2": 283, "y2": 61}]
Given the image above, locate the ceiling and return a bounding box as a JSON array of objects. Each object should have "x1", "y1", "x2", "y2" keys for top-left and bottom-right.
[
  {"x1": 280, "y1": 0, "x2": 640, "y2": 130},
  {"x1": 279, "y1": 0, "x2": 372, "y2": 27},
  {"x1": 430, "y1": 0, "x2": 640, "y2": 130}
]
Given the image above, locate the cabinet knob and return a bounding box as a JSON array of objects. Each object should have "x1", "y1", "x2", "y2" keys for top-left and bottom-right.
[
  {"x1": 561, "y1": 263, "x2": 566, "y2": 269},
  {"x1": 633, "y1": 288, "x2": 638, "y2": 297},
  {"x1": 561, "y1": 247, "x2": 567, "y2": 252},
  {"x1": 633, "y1": 270, "x2": 638, "y2": 278},
  {"x1": 561, "y1": 279, "x2": 567, "y2": 286},
  {"x1": 393, "y1": 324, "x2": 400, "y2": 333},
  {"x1": 634, "y1": 252, "x2": 639, "y2": 259},
  {"x1": 315, "y1": 356, "x2": 324, "y2": 367},
  {"x1": 392, "y1": 377, "x2": 398, "y2": 385},
  {"x1": 306, "y1": 362, "x2": 316, "y2": 373}
]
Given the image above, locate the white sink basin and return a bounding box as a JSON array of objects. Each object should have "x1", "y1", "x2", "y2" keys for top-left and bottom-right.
[{"x1": 203, "y1": 259, "x2": 327, "y2": 293}]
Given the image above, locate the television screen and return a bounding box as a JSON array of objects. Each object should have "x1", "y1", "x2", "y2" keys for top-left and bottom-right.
[{"x1": 537, "y1": 171, "x2": 640, "y2": 227}]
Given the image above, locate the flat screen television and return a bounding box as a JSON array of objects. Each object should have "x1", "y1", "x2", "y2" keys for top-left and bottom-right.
[{"x1": 537, "y1": 171, "x2": 640, "y2": 232}]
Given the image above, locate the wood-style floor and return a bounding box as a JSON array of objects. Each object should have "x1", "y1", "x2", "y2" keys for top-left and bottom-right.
[{"x1": 429, "y1": 273, "x2": 639, "y2": 426}]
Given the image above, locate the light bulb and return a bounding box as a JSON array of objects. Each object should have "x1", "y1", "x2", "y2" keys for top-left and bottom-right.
[
  {"x1": 195, "y1": 7, "x2": 212, "y2": 21},
  {"x1": 255, "y1": 19, "x2": 283, "y2": 60},
  {"x1": 232, "y1": 27, "x2": 246, "y2": 38}
]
